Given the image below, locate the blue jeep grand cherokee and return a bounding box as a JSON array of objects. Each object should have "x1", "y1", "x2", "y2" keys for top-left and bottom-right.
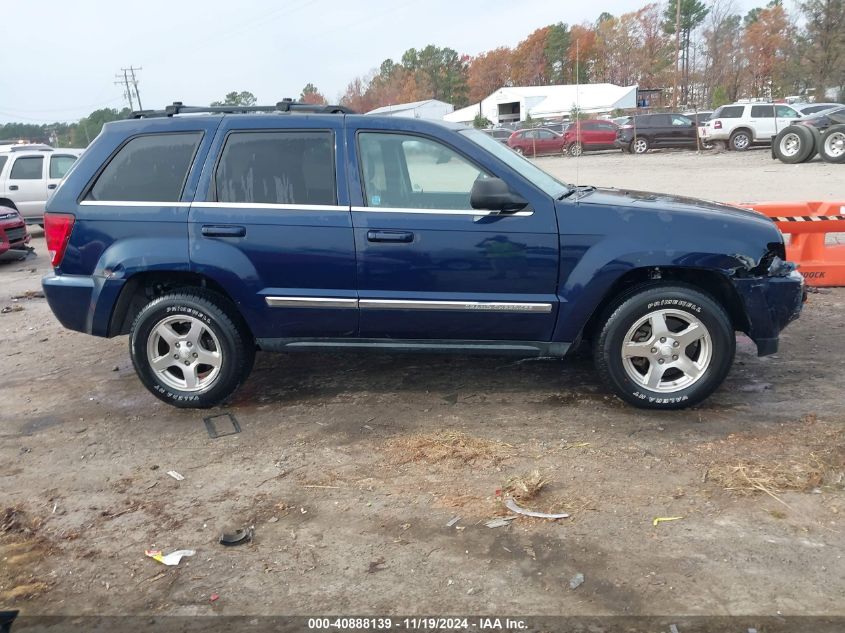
[{"x1": 42, "y1": 101, "x2": 804, "y2": 410}]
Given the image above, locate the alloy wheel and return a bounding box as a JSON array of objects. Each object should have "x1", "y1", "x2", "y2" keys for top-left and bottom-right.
[{"x1": 145, "y1": 315, "x2": 223, "y2": 392}]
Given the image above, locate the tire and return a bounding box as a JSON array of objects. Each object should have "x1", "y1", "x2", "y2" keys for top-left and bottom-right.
[
  {"x1": 593, "y1": 284, "x2": 735, "y2": 410},
  {"x1": 631, "y1": 137, "x2": 649, "y2": 154},
  {"x1": 729, "y1": 129, "x2": 752, "y2": 151},
  {"x1": 773, "y1": 125, "x2": 815, "y2": 164},
  {"x1": 129, "y1": 290, "x2": 255, "y2": 408},
  {"x1": 514, "y1": 147, "x2": 524, "y2": 155},
  {"x1": 819, "y1": 124, "x2": 845, "y2": 164},
  {"x1": 568, "y1": 142, "x2": 583, "y2": 157}
]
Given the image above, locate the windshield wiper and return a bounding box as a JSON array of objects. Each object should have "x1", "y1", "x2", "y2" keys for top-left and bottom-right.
[{"x1": 559, "y1": 185, "x2": 595, "y2": 200}]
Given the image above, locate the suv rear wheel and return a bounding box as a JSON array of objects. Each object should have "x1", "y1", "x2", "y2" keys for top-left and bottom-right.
[
  {"x1": 593, "y1": 284, "x2": 735, "y2": 409},
  {"x1": 129, "y1": 290, "x2": 255, "y2": 408},
  {"x1": 567, "y1": 142, "x2": 583, "y2": 157},
  {"x1": 729, "y1": 129, "x2": 752, "y2": 151}
]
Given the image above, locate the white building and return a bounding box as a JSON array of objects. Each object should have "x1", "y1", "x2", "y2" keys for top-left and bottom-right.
[
  {"x1": 444, "y1": 84, "x2": 638, "y2": 124},
  {"x1": 367, "y1": 99, "x2": 454, "y2": 120}
]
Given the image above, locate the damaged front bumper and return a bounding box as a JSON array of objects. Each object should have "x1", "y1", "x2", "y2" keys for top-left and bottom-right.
[{"x1": 733, "y1": 266, "x2": 805, "y2": 356}]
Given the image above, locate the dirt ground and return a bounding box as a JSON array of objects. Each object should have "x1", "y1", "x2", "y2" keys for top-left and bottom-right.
[{"x1": 1, "y1": 150, "x2": 844, "y2": 620}]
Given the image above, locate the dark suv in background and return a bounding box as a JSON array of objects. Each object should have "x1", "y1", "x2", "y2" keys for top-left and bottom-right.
[{"x1": 616, "y1": 113, "x2": 701, "y2": 154}]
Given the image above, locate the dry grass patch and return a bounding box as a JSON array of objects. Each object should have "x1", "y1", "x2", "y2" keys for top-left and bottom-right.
[
  {"x1": 699, "y1": 416, "x2": 845, "y2": 502},
  {"x1": 503, "y1": 470, "x2": 548, "y2": 502},
  {"x1": 385, "y1": 430, "x2": 513, "y2": 466}
]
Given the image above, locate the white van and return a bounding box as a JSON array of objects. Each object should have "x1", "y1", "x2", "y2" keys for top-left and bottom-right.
[{"x1": 0, "y1": 145, "x2": 84, "y2": 224}]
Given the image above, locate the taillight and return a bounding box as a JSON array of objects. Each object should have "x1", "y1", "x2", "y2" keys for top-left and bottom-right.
[
  {"x1": 44, "y1": 212, "x2": 75, "y2": 267},
  {"x1": 714, "y1": 120, "x2": 722, "y2": 129}
]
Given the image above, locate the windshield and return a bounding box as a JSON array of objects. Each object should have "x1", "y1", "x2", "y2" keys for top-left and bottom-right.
[{"x1": 460, "y1": 128, "x2": 571, "y2": 198}]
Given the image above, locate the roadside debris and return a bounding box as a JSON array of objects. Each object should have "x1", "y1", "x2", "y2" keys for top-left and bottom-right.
[
  {"x1": 166, "y1": 470, "x2": 185, "y2": 481},
  {"x1": 367, "y1": 557, "x2": 386, "y2": 573},
  {"x1": 1, "y1": 305, "x2": 24, "y2": 314},
  {"x1": 219, "y1": 527, "x2": 253, "y2": 546},
  {"x1": 653, "y1": 516, "x2": 684, "y2": 527},
  {"x1": 503, "y1": 470, "x2": 547, "y2": 502},
  {"x1": 203, "y1": 412, "x2": 241, "y2": 439},
  {"x1": 569, "y1": 572, "x2": 585, "y2": 590},
  {"x1": 11, "y1": 290, "x2": 45, "y2": 300},
  {"x1": 446, "y1": 516, "x2": 460, "y2": 527},
  {"x1": 145, "y1": 549, "x2": 195, "y2": 566},
  {"x1": 484, "y1": 517, "x2": 517, "y2": 528},
  {"x1": 505, "y1": 497, "x2": 570, "y2": 520},
  {"x1": 210, "y1": 593, "x2": 220, "y2": 602}
]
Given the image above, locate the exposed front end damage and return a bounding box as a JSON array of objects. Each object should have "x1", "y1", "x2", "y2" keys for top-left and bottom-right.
[{"x1": 729, "y1": 245, "x2": 805, "y2": 356}]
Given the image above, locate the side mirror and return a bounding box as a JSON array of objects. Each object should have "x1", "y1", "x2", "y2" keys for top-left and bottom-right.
[{"x1": 470, "y1": 177, "x2": 528, "y2": 212}]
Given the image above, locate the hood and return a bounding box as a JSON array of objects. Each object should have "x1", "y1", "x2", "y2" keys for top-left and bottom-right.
[{"x1": 575, "y1": 187, "x2": 774, "y2": 226}]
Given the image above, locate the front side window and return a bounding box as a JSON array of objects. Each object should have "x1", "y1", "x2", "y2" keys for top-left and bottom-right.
[
  {"x1": 671, "y1": 115, "x2": 692, "y2": 126},
  {"x1": 10, "y1": 156, "x2": 43, "y2": 180},
  {"x1": 358, "y1": 132, "x2": 490, "y2": 210},
  {"x1": 216, "y1": 131, "x2": 335, "y2": 205},
  {"x1": 776, "y1": 105, "x2": 798, "y2": 118},
  {"x1": 50, "y1": 155, "x2": 77, "y2": 179},
  {"x1": 89, "y1": 133, "x2": 201, "y2": 202}
]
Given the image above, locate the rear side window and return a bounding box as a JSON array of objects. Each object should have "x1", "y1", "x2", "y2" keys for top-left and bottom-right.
[
  {"x1": 0, "y1": 156, "x2": 7, "y2": 175},
  {"x1": 750, "y1": 105, "x2": 774, "y2": 118},
  {"x1": 50, "y1": 155, "x2": 77, "y2": 179},
  {"x1": 88, "y1": 133, "x2": 202, "y2": 202},
  {"x1": 717, "y1": 106, "x2": 743, "y2": 118},
  {"x1": 215, "y1": 131, "x2": 335, "y2": 205},
  {"x1": 10, "y1": 156, "x2": 43, "y2": 180}
]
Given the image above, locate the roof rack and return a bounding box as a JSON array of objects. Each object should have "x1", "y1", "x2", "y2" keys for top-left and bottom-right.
[
  {"x1": 129, "y1": 98, "x2": 355, "y2": 119},
  {"x1": 1, "y1": 143, "x2": 54, "y2": 152}
]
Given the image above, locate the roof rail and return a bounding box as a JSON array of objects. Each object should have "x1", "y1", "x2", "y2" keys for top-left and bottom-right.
[
  {"x1": 129, "y1": 98, "x2": 355, "y2": 119},
  {"x1": 1, "y1": 143, "x2": 54, "y2": 152}
]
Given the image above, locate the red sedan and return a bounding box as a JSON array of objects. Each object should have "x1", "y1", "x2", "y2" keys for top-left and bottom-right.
[
  {"x1": 561, "y1": 119, "x2": 619, "y2": 156},
  {"x1": 507, "y1": 128, "x2": 566, "y2": 156},
  {"x1": 0, "y1": 206, "x2": 31, "y2": 261}
]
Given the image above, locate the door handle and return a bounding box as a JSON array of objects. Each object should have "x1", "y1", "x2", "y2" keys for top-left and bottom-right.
[
  {"x1": 47, "y1": 184, "x2": 57, "y2": 190},
  {"x1": 367, "y1": 230, "x2": 414, "y2": 243},
  {"x1": 8, "y1": 185, "x2": 18, "y2": 191},
  {"x1": 201, "y1": 225, "x2": 246, "y2": 238}
]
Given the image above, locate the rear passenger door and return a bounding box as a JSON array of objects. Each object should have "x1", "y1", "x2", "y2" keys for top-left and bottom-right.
[
  {"x1": 190, "y1": 116, "x2": 357, "y2": 342},
  {"x1": 749, "y1": 105, "x2": 776, "y2": 140}
]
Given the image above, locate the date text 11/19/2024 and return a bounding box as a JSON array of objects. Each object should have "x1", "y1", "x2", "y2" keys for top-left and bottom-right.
[{"x1": 307, "y1": 617, "x2": 528, "y2": 630}]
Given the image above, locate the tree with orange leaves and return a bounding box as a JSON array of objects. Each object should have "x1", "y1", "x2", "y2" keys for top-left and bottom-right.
[{"x1": 467, "y1": 47, "x2": 512, "y2": 102}]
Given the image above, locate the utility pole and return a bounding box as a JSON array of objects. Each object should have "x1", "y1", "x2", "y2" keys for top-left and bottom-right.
[
  {"x1": 125, "y1": 66, "x2": 143, "y2": 111},
  {"x1": 114, "y1": 69, "x2": 135, "y2": 111},
  {"x1": 672, "y1": 0, "x2": 681, "y2": 108}
]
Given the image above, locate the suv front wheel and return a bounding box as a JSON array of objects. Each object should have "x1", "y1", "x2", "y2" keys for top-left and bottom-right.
[
  {"x1": 593, "y1": 285, "x2": 735, "y2": 409},
  {"x1": 129, "y1": 290, "x2": 255, "y2": 408}
]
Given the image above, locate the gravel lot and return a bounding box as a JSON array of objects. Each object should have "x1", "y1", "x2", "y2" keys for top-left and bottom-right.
[{"x1": 1, "y1": 150, "x2": 844, "y2": 621}]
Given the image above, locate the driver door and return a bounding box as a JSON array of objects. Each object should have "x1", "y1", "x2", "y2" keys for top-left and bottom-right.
[{"x1": 348, "y1": 128, "x2": 560, "y2": 341}]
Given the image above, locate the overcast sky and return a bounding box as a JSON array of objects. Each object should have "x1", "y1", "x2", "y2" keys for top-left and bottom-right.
[{"x1": 1, "y1": 0, "x2": 769, "y2": 124}]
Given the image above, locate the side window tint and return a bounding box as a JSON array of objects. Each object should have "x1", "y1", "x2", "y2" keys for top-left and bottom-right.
[
  {"x1": 358, "y1": 132, "x2": 490, "y2": 210},
  {"x1": 10, "y1": 156, "x2": 43, "y2": 180},
  {"x1": 50, "y1": 155, "x2": 77, "y2": 179},
  {"x1": 776, "y1": 106, "x2": 797, "y2": 118},
  {"x1": 0, "y1": 156, "x2": 7, "y2": 175},
  {"x1": 671, "y1": 115, "x2": 692, "y2": 126},
  {"x1": 719, "y1": 106, "x2": 743, "y2": 118},
  {"x1": 89, "y1": 133, "x2": 201, "y2": 202},
  {"x1": 751, "y1": 105, "x2": 774, "y2": 118},
  {"x1": 216, "y1": 131, "x2": 335, "y2": 205}
]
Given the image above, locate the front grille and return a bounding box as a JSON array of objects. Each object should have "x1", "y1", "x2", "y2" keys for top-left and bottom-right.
[{"x1": 4, "y1": 225, "x2": 26, "y2": 243}]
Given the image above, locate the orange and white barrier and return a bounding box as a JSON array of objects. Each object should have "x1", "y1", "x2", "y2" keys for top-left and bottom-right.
[{"x1": 734, "y1": 201, "x2": 845, "y2": 287}]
